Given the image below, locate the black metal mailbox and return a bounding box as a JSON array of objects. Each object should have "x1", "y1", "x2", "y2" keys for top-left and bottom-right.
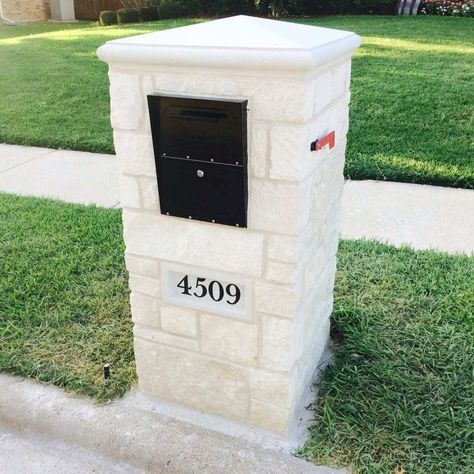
[{"x1": 148, "y1": 94, "x2": 248, "y2": 228}]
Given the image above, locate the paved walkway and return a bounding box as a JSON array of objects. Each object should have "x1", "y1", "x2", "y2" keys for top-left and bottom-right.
[
  {"x1": 0, "y1": 426, "x2": 139, "y2": 474},
  {"x1": 342, "y1": 180, "x2": 474, "y2": 255},
  {"x1": 0, "y1": 144, "x2": 119, "y2": 208},
  {"x1": 0, "y1": 374, "x2": 340, "y2": 474},
  {"x1": 1, "y1": 143, "x2": 473, "y2": 255}
]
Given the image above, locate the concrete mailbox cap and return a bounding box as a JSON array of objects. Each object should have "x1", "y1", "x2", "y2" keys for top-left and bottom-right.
[{"x1": 97, "y1": 15, "x2": 361, "y2": 72}]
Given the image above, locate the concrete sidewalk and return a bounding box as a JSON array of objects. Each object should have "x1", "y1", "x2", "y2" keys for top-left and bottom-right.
[
  {"x1": 1, "y1": 143, "x2": 473, "y2": 255},
  {"x1": 0, "y1": 426, "x2": 140, "y2": 474},
  {"x1": 0, "y1": 144, "x2": 119, "y2": 208},
  {"x1": 0, "y1": 374, "x2": 341, "y2": 474}
]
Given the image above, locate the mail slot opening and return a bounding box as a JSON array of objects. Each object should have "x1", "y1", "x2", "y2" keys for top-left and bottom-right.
[
  {"x1": 171, "y1": 108, "x2": 228, "y2": 122},
  {"x1": 148, "y1": 94, "x2": 248, "y2": 228}
]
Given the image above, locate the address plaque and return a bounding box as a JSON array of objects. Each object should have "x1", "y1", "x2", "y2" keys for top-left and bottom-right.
[{"x1": 162, "y1": 263, "x2": 253, "y2": 321}]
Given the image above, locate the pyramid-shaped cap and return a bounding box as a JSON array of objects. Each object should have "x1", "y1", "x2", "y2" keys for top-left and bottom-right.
[{"x1": 98, "y1": 15, "x2": 360, "y2": 72}]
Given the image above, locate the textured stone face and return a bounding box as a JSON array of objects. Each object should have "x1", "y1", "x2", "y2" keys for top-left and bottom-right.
[
  {"x1": 130, "y1": 291, "x2": 160, "y2": 329},
  {"x1": 249, "y1": 179, "x2": 303, "y2": 234},
  {"x1": 135, "y1": 340, "x2": 249, "y2": 422},
  {"x1": 249, "y1": 369, "x2": 290, "y2": 408},
  {"x1": 200, "y1": 314, "x2": 258, "y2": 366},
  {"x1": 160, "y1": 305, "x2": 197, "y2": 338},
  {"x1": 109, "y1": 73, "x2": 143, "y2": 130},
  {"x1": 124, "y1": 254, "x2": 160, "y2": 278},
  {"x1": 113, "y1": 131, "x2": 156, "y2": 177},
  {"x1": 103, "y1": 26, "x2": 355, "y2": 439},
  {"x1": 255, "y1": 283, "x2": 297, "y2": 318},
  {"x1": 260, "y1": 316, "x2": 292, "y2": 372},
  {"x1": 122, "y1": 211, "x2": 264, "y2": 277}
]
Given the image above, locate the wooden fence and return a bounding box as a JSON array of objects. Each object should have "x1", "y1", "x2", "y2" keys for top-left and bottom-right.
[{"x1": 74, "y1": 0, "x2": 125, "y2": 20}]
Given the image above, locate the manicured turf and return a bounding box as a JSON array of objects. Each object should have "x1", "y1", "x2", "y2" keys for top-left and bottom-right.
[
  {"x1": 301, "y1": 239, "x2": 474, "y2": 473},
  {"x1": 0, "y1": 17, "x2": 473, "y2": 188},
  {"x1": 0, "y1": 19, "x2": 198, "y2": 155},
  {"x1": 1, "y1": 193, "x2": 472, "y2": 471},
  {"x1": 0, "y1": 193, "x2": 134, "y2": 400},
  {"x1": 301, "y1": 16, "x2": 474, "y2": 189}
]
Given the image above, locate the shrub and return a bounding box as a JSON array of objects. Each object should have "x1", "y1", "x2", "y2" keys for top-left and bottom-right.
[
  {"x1": 121, "y1": 0, "x2": 141, "y2": 7},
  {"x1": 223, "y1": 0, "x2": 255, "y2": 13},
  {"x1": 111, "y1": 0, "x2": 403, "y2": 20},
  {"x1": 257, "y1": 0, "x2": 271, "y2": 15},
  {"x1": 420, "y1": 0, "x2": 474, "y2": 16},
  {"x1": 99, "y1": 10, "x2": 118, "y2": 26},
  {"x1": 116, "y1": 8, "x2": 141, "y2": 23},
  {"x1": 182, "y1": 0, "x2": 203, "y2": 15},
  {"x1": 157, "y1": 0, "x2": 258, "y2": 17},
  {"x1": 245, "y1": 0, "x2": 258, "y2": 14},
  {"x1": 282, "y1": 0, "x2": 398, "y2": 15},
  {"x1": 159, "y1": 0, "x2": 186, "y2": 18},
  {"x1": 139, "y1": 5, "x2": 159, "y2": 21},
  {"x1": 457, "y1": 0, "x2": 474, "y2": 15}
]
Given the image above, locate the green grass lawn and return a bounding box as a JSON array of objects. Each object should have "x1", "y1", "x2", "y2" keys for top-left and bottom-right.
[
  {"x1": 0, "y1": 16, "x2": 473, "y2": 188},
  {"x1": 1, "y1": 192, "x2": 472, "y2": 472},
  {"x1": 0, "y1": 193, "x2": 134, "y2": 400}
]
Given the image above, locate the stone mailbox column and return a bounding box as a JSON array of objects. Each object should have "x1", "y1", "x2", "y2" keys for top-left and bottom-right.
[{"x1": 98, "y1": 16, "x2": 360, "y2": 442}]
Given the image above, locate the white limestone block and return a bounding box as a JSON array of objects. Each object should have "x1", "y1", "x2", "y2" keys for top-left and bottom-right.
[
  {"x1": 267, "y1": 234, "x2": 298, "y2": 263},
  {"x1": 266, "y1": 261, "x2": 297, "y2": 285},
  {"x1": 255, "y1": 283, "x2": 297, "y2": 318},
  {"x1": 138, "y1": 177, "x2": 160, "y2": 211},
  {"x1": 109, "y1": 72, "x2": 143, "y2": 130},
  {"x1": 135, "y1": 340, "x2": 249, "y2": 422},
  {"x1": 250, "y1": 78, "x2": 314, "y2": 123},
  {"x1": 301, "y1": 246, "x2": 327, "y2": 296},
  {"x1": 134, "y1": 326, "x2": 198, "y2": 351},
  {"x1": 128, "y1": 274, "x2": 160, "y2": 298},
  {"x1": 153, "y1": 71, "x2": 238, "y2": 97},
  {"x1": 269, "y1": 93, "x2": 350, "y2": 182},
  {"x1": 161, "y1": 305, "x2": 197, "y2": 338},
  {"x1": 129, "y1": 291, "x2": 160, "y2": 328},
  {"x1": 200, "y1": 314, "x2": 258, "y2": 366},
  {"x1": 123, "y1": 211, "x2": 264, "y2": 277},
  {"x1": 249, "y1": 123, "x2": 268, "y2": 178},
  {"x1": 250, "y1": 400, "x2": 288, "y2": 436},
  {"x1": 125, "y1": 253, "x2": 160, "y2": 278},
  {"x1": 118, "y1": 175, "x2": 140, "y2": 209},
  {"x1": 141, "y1": 74, "x2": 155, "y2": 133},
  {"x1": 260, "y1": 316, "x2": 292, "y2": 371},
  {"x1": 249, "y1": 180, "x2": 302, "y2": 235},
  {"x1": 314, "y1": 60, "x2": 350, "y2": 114},
  {"x1": 268, "y1": 125, "x2": 307, "y2": 181},
  {"x1": 151, "y1": 74, "x2": 313, "y2": 123},
  {"x1": 113, "y1": 131, "x2": 156, "y2": 177},
  {"x1": 249, "y1": 370, "x2": 290, "y2": 408}
]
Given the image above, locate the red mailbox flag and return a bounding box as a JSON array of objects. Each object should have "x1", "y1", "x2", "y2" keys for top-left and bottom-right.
[{"x1": 311, "y1": 131, "x2": 335, "y2": 152}]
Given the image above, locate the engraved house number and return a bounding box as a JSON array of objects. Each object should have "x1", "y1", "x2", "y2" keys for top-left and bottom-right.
[
  {"x1": 177, "y1": 275, "x2": 241, "y2": 305},
  {"x1": 162, "y1": 263, "x2": 251, "y2": 320}
]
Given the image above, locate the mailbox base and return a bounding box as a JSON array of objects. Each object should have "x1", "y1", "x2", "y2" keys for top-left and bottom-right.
[
  {"x1": 134, "y1": 334, "x2": 332, "y2": 447},
  {"x1": 100, "y1": 15, "x2": 360, "y2": 440}
]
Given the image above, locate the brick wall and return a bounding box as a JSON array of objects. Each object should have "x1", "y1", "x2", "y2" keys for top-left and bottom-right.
[{"x1": 1, "y1": 0, "x2": 50, "y2": 22}]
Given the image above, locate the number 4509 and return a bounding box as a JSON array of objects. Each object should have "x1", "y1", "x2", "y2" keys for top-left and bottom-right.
[{"x1": 177, "y1": 275, "x2": 241, "y2": 305}]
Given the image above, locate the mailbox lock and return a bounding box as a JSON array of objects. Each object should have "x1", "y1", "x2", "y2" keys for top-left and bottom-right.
[{"x1": 197, "y1": 170, "x2": 205, "y2": 178}]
